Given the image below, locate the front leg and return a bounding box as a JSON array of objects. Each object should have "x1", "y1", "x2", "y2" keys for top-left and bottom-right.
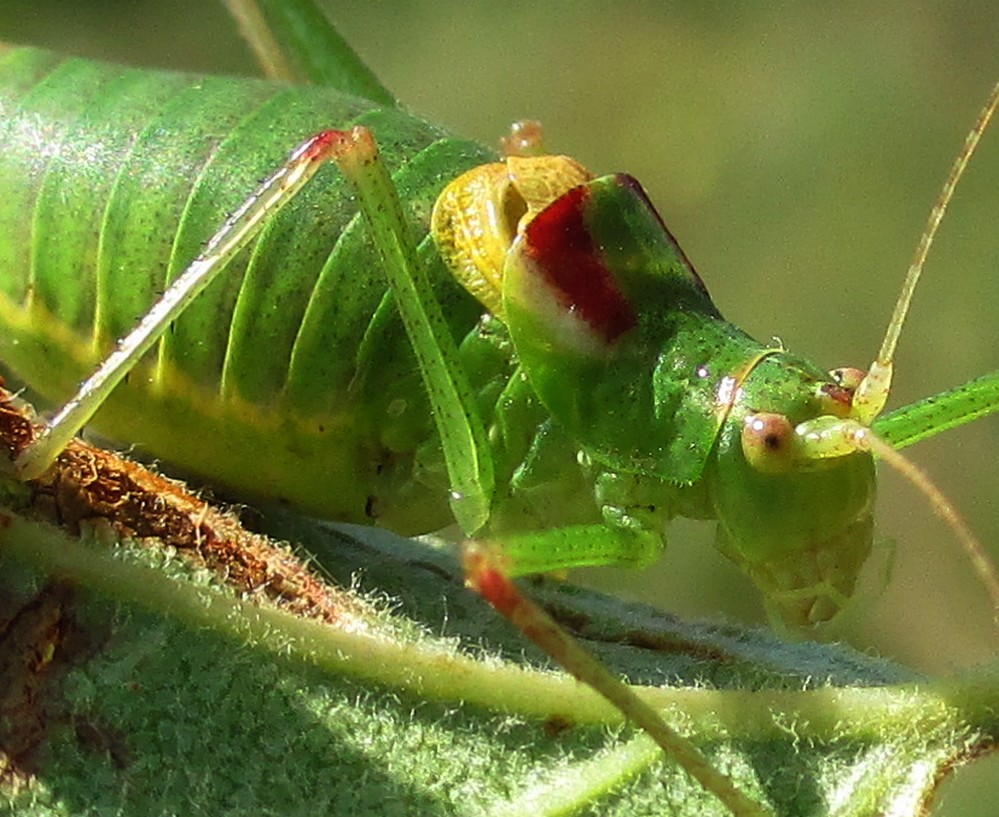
[{"x1": 488, "y1": 466, "x2": 669, "y2": 575}]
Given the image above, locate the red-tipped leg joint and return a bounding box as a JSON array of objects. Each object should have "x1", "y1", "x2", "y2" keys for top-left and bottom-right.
[{"x1": 462, "y1": 541, "x2": 521, "y2": 619}]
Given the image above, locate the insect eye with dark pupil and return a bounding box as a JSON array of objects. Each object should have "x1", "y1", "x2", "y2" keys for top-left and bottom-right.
[{"x1": 741, "y1": 412, "x2": 796, "y2": 474}]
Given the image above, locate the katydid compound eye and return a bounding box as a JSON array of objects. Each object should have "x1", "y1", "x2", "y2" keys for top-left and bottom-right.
[{"x1": 742, "y1": 412, "x2": 796, "y2": 474}]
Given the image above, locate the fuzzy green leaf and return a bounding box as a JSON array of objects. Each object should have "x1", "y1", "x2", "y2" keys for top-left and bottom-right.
[{"x1": 1, "y1": 505, "x2": 996, "y2": 817}]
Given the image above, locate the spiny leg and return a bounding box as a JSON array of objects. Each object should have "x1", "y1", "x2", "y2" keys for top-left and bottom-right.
[
  {"x1": 318, "y1": 128, "x2": 494, "y2": 534},
  {"x1": 15, "y1": 132, "x2": 339, "y2": 481}
]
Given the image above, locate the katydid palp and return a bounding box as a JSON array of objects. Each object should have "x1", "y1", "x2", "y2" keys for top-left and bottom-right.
[{"x1": 2, "y1": 6, "x2": 999, "y2": 815}]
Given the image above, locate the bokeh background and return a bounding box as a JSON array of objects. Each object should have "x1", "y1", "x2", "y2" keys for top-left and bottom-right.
[{"x1": 1, "y1": 2, "x2": 998, "y2": 813}]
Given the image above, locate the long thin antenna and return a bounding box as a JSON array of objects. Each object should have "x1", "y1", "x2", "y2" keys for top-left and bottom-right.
[
  {"x1": 852, "y1": 79, "x2": 999, "y2": 621},
  {"x1": 854, "y1": 79, "x2": 999, "y2": 422},
  {"x1": 879, "y1": 79, "x2": 999, "y2": 365},
  {"x1": 859, "y1": 427, "x2": 999, "y2": 617}
]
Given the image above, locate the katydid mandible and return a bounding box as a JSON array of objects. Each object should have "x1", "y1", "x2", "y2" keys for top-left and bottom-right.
[{"x1": 1, "y1": 37, "x2": 999, "y2": 817}]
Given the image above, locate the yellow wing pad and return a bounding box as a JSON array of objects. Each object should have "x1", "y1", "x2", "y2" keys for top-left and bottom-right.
[{"x1": 431, "y1": 155, "x2": 592, "y2": 318}]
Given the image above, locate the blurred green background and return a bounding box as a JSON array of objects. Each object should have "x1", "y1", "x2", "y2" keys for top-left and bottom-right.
[{"x1": 1, "y1": 1, "x2": 998, "y2": 813}]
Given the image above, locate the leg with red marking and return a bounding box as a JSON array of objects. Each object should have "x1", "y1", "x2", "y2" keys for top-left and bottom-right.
[
  {"x1": 464, "y1": 541, "x2": 774, "y2": 817},
  {"x1": 15, "y1": 130, "x2": 347, "y2": 481},
  {"x1": 13, "y1": 126, "x2": 492, "y2": 536}
]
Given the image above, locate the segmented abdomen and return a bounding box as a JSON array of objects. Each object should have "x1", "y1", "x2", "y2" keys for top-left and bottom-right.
[{"x1": 0, "y1": 46, "x2": 496, "y2": 529}]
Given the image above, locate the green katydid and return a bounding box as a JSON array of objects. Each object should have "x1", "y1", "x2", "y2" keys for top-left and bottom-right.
[{"x1": 2, "y1": 3, "x2": 999, "y2": 814}]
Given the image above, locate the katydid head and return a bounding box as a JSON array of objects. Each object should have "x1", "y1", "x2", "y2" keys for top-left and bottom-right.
[
  {"x1": 711, "y1": 357, "x2": 878, "y2": 628},
  {"x1": 724, "y1": 77, "x2": 999, "y2": 627}
]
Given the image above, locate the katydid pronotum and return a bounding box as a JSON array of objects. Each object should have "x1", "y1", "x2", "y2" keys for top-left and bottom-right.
[{"x1": 2, "y1": 6, "x2": 999, "y2": 816}]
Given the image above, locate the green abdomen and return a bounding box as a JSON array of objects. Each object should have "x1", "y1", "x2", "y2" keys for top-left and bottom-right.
[{"x1": 0, "y1": 46, "x2": 495, "y2": 531}]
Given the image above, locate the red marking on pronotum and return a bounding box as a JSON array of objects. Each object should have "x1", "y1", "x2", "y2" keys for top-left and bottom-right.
[{"x1": 523, "y1": 184, "x2": 637, "y2": 343}]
